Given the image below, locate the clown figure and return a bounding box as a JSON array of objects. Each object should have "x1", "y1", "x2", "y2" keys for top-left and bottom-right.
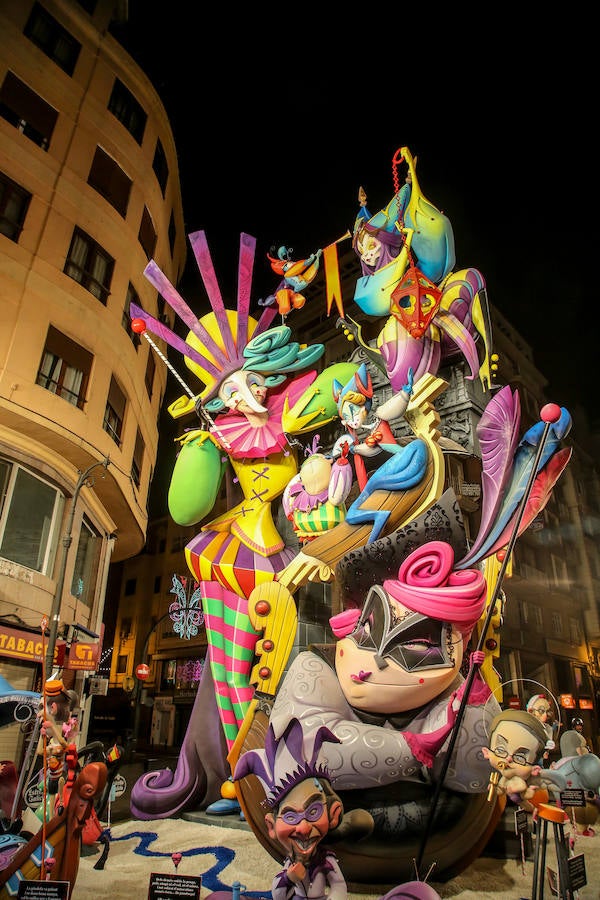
[
  {"x1": 234, "y1": 717, "x2": 359, "y2": 900},
  {"x1": 331, "y1": 362, "x2": 413, "y2": 491},
  {"x1": 129, "y1": 232, "x2": 327, "y2": 819}
]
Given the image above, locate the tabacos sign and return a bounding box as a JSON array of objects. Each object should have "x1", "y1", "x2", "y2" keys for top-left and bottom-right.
[
  {"x1": 0, "y1": 623, "x2": 101, "y2": 670},
  {"x1": 0, "y1": 624, "x2": 64, "y2": 665},
  {"x1": 66, "y1": 636, "x2": 102, "y2": 670}
]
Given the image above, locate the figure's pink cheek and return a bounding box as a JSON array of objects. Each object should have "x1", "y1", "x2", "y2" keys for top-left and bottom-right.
[
  {"x1": 419, "y1": 678, "x2": 424, "y2": 684},
  {"x1": 339, "y1": 649, "x2": 344, "y2": 657}
]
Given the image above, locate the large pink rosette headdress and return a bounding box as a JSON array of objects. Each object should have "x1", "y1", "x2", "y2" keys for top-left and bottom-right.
[
  {"x1": 383, "y1": 541, "x2": 487, "y2": 636},
  {"x1": 330, "y1": 541, "x2": 486, "y2": 639}
]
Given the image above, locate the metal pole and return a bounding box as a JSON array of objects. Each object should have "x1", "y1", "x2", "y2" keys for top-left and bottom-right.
[{"x1": 44, "y1": 458, "x2": 110, "y2": 676}]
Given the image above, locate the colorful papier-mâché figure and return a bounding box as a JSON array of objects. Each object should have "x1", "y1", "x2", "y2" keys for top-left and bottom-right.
[
  {"x1": 331, "y1": 362, "x2": 413, "y2": 491},
  {"x1": 340, "y1": 146, "x2": 494, "y2": 395},
  {"x1": 526, "y1": 693, "x2": 559, "y2": 766},
  {"x1": 482, "y1": 709, "x2": 566, "y2": 812},
  {"x1": 267, "y1": 540, "x2": 500, "y2": 835},
  {"x1": 234, "y1": 717, "x2": 442, "y2": 900},
  {"x1": 282, "y1": 436, "x2": 353, "y2": 544},
  {"x1": 128, "y1": 232, "x2": 331, "y2": 819},
  {"x1": 36, "y1": 680, "x2": 79, "y2": 815},
  {"x1": 234, "y1": 717, "x2": 357, "y2": 900}
]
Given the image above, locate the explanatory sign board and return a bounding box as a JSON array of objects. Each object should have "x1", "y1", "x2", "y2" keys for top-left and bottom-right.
[
  {"x1": 147, "y1": 873, "x2": 201, "y2": 900},
  {"x1": 17, "y1": 881, "x2": 69, "y2": 899}
]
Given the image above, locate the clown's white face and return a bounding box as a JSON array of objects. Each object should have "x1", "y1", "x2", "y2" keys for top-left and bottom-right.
[
  {"x1": 339, "y1": 400, "x2": 368, "y2": 431},
  {"x1": 334, "y1": 585, "x2": 464, "y2": 714},
  {"x1": 357, "y1": 231, "x2": 383, "y2": 268},
  {"x1": 218, "y1": 370, "x2": 267, "y2": 414}
]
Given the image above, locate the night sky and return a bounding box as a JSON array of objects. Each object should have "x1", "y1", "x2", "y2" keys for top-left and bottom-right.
[{"x1": 111, "y1": 11, "x2": 599, "y2": 435}]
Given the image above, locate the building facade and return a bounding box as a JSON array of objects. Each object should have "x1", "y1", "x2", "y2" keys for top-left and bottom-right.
[{"x1": 0, "y1": 0, "x2": 186, "y2": 760}]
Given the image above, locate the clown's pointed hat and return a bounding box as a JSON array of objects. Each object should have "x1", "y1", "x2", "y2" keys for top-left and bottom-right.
[
  {"x1": 132, "y1": 231, "x2": 326, "y2": 418},
  {"x1": 233, "y1": 716, "x2": 340, "y2": 810}
]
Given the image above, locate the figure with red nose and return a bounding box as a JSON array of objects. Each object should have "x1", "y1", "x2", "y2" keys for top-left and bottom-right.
[{"x1": 234, "y1": 717, "x2": 355, "y2": 900}]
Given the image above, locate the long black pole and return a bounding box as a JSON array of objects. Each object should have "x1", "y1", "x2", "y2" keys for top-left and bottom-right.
[{"x1": 415, "y1": 408, "x2": 561, "y2": 871}]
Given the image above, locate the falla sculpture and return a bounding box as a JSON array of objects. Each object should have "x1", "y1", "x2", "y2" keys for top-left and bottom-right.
[{"x1": 127, "y1": 148, "x2": 573, "y2": 887}]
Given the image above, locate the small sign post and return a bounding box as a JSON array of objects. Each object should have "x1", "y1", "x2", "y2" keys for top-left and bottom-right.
[{"x1": 135, "y1": 663, "x2": 150, "y2": 681}]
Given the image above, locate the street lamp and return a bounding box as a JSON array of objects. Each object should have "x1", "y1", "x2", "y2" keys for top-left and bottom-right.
[{"x1": 44, "y1": 457, "x2": 110, "y2": 676}]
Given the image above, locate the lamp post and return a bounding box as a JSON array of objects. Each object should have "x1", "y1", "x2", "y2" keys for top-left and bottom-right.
[{"x1": 44, "y1": 457, "x2": 110, "y2": 677}]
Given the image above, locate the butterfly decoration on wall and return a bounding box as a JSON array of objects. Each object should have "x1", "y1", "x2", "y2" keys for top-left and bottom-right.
[{"x1": 169, "y1": 574, "x2": 204, "y2": 640}]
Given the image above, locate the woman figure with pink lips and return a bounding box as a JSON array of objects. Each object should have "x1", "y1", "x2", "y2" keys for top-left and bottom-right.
[{"x1": 267, "y1": 541, "x2": 501, "y2": 833}]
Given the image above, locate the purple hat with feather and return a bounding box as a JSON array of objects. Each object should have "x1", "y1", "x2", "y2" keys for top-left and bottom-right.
[{"x1": 233, "y1": 717, "x2": 340, "y2": 810}]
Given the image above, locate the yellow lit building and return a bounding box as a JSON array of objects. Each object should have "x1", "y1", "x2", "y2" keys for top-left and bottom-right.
[{"x1": 0, "y1": 0, "x2": 185, "y2": 759}]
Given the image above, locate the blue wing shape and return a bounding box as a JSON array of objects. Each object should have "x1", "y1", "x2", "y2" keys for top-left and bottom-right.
[{"x1": 345, "y1": 440, "x2": 428, "y2": 543}]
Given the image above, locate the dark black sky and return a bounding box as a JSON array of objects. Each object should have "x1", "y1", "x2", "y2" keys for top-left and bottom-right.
[{"x1": 112, "y1": 12, "x2": 599, "y2": 434}]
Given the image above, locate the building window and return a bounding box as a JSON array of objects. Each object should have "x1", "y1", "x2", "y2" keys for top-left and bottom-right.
[
  {"x1": 521, "y1": 601, "x2": 529, "y2": 625},
  {"x1": 171, "y1": 535, "x2": 184, "y2": 553},
  {"x1": 551, "y1": 611, "x2": 563, "y2": 637},
  {"x1": 0, "y1": 72, "x2": 58, "y2": 150},
  {"x1": 64, "y1": 227, "x2": 114, "y2": 304},
  {"x1": 116, "y1": 654, "x2": 128, "y2": 675},
  {"x1": 24, "y1": 4, "x2": 81, "y2": 75},
  {"x1": 168, "y1": 210, "x2": 176, "y2": 255},
  {"x1": 0, "y1": 172, "x2": 31, "y2": 241},
  {"x1": 574, "y1": 665, "x2": 592, "y2": 694},
  {"x1": 107, "y1": 78, "x2": 146, "y2": 145},
  {"x1": 569, "y1": 617, "x2": 581, "y2": 645},
  {"x1": 163, "y1": 659, "x2": 176, "y2": 688},
  {"x1": 103, "y1": 376, "x2": 126, "y2": 445},
  {"x1": 175, "y1": 658, "x2": 204, "y2": 690},
  {"x1": 122, "y1": 284, "x2": 142, "y2": 347},
  {"x1": 87, "y1": 146, "x2": 132, "y2": 216},
  {"x1": 152, "y1": 138, "x2": 168, "y2": 195},
  {"x1": 36, "y1": 325, "x2": 92, "y2": 409},
  {"x1": 124, "y1": 578, "x2": 136, "y2": 596},
  {"x1": 550, "y1": 553, "x2": 568, "y2": 589},
  {"x1": 144, "y1": 349, "x2": 155, "y2": 400},
  {"x1": 533, "y1": 605, "x2": 543, "y2": 632},
  {"x1": 132, "y1": 428, "x2": 144, "y2": 488},
  {"x1": 138, "y1": 206, "x2": 157, "y2": 259},
  {"x1": 0, "y1": 458, "x2": 63, "y2": 574},
  {"x1": 70, "y1": 516, "x2": 101, "y2": 606}
]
